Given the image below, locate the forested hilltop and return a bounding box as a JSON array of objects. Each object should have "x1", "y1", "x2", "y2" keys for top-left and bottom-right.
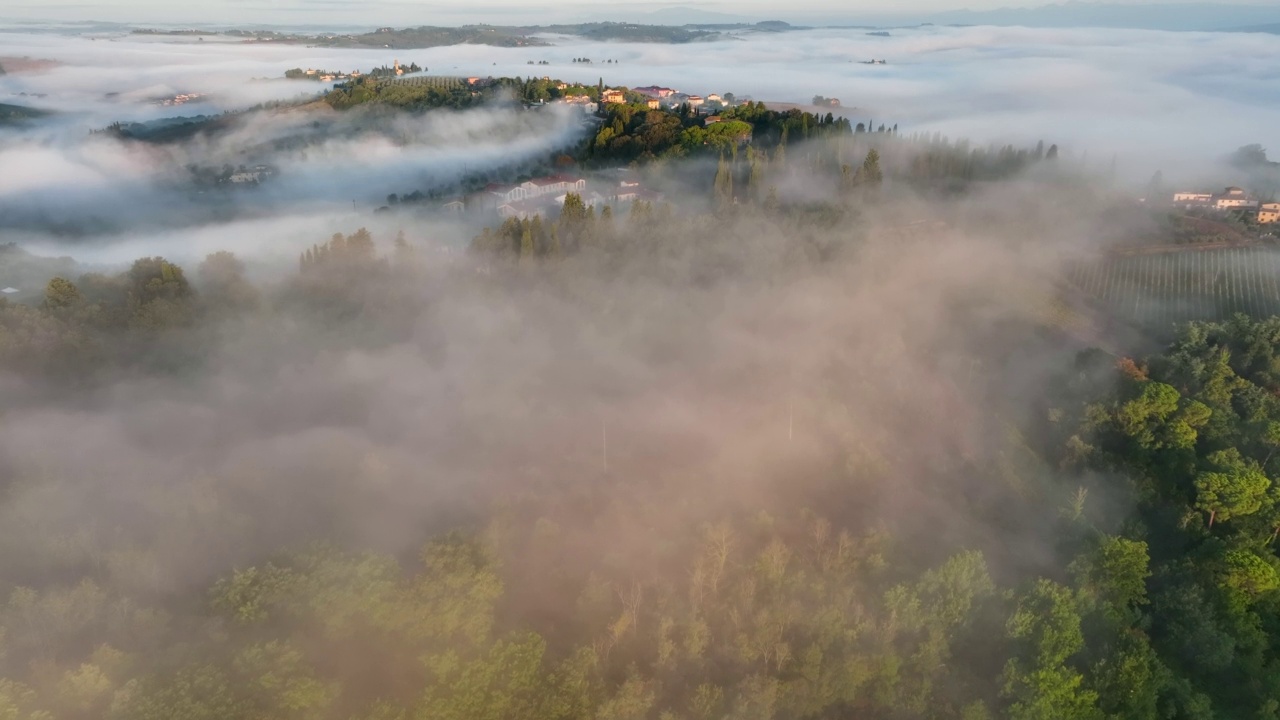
[
  {"x1": 159, "y1": 23, "x2": 728, "y2": 48},
  {"x1": 6, "y1": 139, "x2": 1280, "y2": 720}
]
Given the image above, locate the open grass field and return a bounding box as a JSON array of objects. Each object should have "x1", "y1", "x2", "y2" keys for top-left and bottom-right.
[{"x1": 1067, "y1": 245, "x2": 1280, "y2": 332}]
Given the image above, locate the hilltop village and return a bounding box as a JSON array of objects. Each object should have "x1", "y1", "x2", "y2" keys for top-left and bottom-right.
[{"x1": 345, "y1": 72, "x2": 790, "y2": 219}]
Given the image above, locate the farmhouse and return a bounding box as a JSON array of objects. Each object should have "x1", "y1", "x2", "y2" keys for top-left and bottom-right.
[
  {"x1": 601, "y1": 89, "x2": 625, "y2": 104},
  {"x1": 1259, "y1": 202, "x2": 1280, "y2": 224},
  {"x1": 1172, "y1": 192, "x2": 1212, "y2": 204},
  {"x1": 646, "y1": 99, "x2": 660, "y2": 109},
  {"x1": 1215, "y1": 187, "x2": 1258, "y2": 210}
]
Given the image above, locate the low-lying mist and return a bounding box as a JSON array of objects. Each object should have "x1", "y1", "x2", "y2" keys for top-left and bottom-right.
[
  {"x1": 2, "y1": 18, "x2": 1280, "y2": 720},
  {"x1": 0, "y1": 163, "x2": 1104, "y2": 596}
]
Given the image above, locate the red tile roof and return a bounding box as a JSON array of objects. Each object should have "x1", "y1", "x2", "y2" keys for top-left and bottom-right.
[{"x1": 528, "y1": 174, "x2": 583, "y2": 186}]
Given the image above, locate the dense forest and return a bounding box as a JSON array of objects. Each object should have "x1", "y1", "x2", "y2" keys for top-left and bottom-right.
[{"x1": 4, "y1": 165, "x2": 1280, "y2": 719}]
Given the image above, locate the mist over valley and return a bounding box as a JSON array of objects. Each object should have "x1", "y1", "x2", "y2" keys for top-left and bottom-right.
[{"x1": 1, "y1": 11, "x2": 1280, "y2": 720}]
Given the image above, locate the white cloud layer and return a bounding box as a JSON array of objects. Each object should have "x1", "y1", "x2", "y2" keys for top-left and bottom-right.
[{"x1": 1, "y1": 23, "x2": 1276, "y2": 259}]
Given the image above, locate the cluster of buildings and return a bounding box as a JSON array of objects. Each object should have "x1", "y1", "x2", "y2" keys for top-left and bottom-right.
[
  {"x1": 294, "y1": 60, "x2": 420, "y2": 83},
  {"x1": 1173, "y1": 186, "x2": 1279, "y2": 224},
  {"x1": 226, "y1": 165, "x2": 276, "y2": 184},
  {"x1": 548, "y1": 83, "x2": 735, "y2": 116},
  {"x1": 152, "y1": 93, "x2": 205, "y2": 106},
  {"x1": 632, "y1": 85, "x2": 729, "y2": 112},
  {"x1": 441, "y1": 172, "x2": 662, "y2": 220},
  {"x1": 559, "y1": 94, "x2": 600, "y2": 114},
  {"x1": 297, "y1": 67, "x2": 362, "y2": 82}
]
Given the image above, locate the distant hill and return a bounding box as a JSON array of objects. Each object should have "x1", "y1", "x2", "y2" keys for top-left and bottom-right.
[
  {"x1": 266, "y1": 26, "x2": 547, "y2": 49},
  {"x1": 630, "y1": 7, "x2": 756, "y2": 25},
  {"x1": 0, "y1": 102, "x2": 50, "y2": 125},
  {"x1": 1227, "y1": 22, "x2": 1280, "y2": 34},
  {"x1": 0, "y1": 56, "x2": 62, "y2": 74},
  {"x1": 535, "y1": 22, "x2": 719, "y2": 43},
  {"x1": 0, "y1": 244, "x2": 78, "y2": 304},
  {"x1": 216, "y1": 22, "x2": 743, "y2": 47},
  {"x1": 920, "y1": 2, "x2": 1280, "y2": 32}
]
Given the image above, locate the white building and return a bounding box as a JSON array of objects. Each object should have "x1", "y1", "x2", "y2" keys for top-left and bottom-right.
[
  {"x1": 487, "y1": 175, "x2": 587, "y2": 215},
  {"x1": 1216, "y1": 196, "x2": 1258, "y2": 210},
  {"x1": 559, "y1": 96, "x2": 599, "y2": 114},
  {"x1": 529, "y1": 175, "x2": 587, "y2": 195},
  {"x1": 1173, "y1": 187, "x2": 1257, "y2": 210},
  {"x1": 485, "y1": 183, "x2": 527, "y2": 204}
]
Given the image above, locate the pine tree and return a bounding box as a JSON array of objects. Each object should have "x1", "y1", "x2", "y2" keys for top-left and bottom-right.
[
  {"x1": 519, "y1": 222, "x2": 535, "y2": 263},
  {"x1": 549, "y1": 225, "x2": 561, "y2": 257},
  {"x1": 764, "y1": 186, "x2": 779, "y2": 213},
  {"x1": 713, "y1": 155, "x2": 733, "y2": 209},
  {"x1": 840, "y1": 164, "x2": 860, "y2": 194},
  {"x1": 861, "y1": 149, "x2": 883, "y2": 187},
  {"x1": 393, "y1": 230, "x2": 414, "y2": 265},
  {"x1": 629, "y1": 199, "x2": 652, "y2": 227},
  {"x1": 530, "y1": 215, "x2": 545, "y2": 255},
  {"x1": 1147, "y1": 170, "x2": 1164, "y2": 199},
  {"x1": 747, "y1": 148, "x2": 764, "y2": 202}
]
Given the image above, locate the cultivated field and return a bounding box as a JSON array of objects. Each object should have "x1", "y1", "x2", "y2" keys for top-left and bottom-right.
[
  {"x1": 385, "y1": 76, "x2": 467, "y2": 91},
  {"x1": 1068, "y1": 246, "x2": 1280, "y2": 331}
]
